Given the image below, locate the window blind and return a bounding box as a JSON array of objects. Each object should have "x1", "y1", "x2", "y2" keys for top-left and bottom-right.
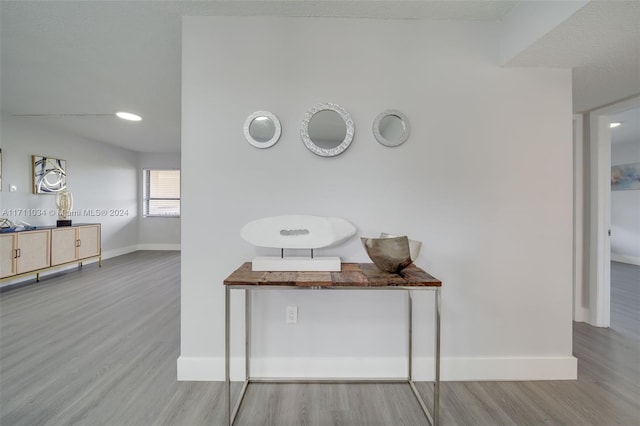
[{"x1": 144, "y1": 169, "x2": 180, "y2": 217}]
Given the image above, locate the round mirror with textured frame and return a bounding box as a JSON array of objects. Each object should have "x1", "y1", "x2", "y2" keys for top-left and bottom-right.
[
  {"x1": 244, "y1": 111, "x2": 282, "y2": 149},
  {"x1": 373, "y1": 110, "x2": 410, "y2": 147},
  {"x1": 301, "y1": 103, "x2": 354, "y2": 157}
]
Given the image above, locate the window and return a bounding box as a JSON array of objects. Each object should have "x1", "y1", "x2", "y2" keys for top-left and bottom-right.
[{"x1": 143, "y1": 169, "x2": 180, "y2": 217}]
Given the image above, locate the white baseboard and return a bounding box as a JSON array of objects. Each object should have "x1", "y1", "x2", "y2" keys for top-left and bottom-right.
[
  {"x1": 137, "y1": 243, "x2": 181, "y2": 251},
  {"x1": 102, "y1": 244, "x2": 180, "y2": 259},
  {"x1": 435, "y1": 356, "x2": 577, "y2": 381},
  {"x1": 102, "y1": 245, "x2": 139, "y2": 260},
  {"x1": 176, "y1": 355, "x2": 577, "y2": 382},
  {"x1": 177, "y1": 356, "x2": 224, "y2": 381},
  {"x1": 573, "y1": 306, "x2": 590, "y2": 323},
  {"x1": 611, "y1": 253, "x2": 640, "y2": 266}
]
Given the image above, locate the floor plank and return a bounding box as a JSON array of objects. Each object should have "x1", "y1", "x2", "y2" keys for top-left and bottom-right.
[
  {"x1": 610, "y1": 261, "x2": 640, "y2": 340},
  {"x1": 1, "y1": 252, "x2": 639, "y2": 425}
]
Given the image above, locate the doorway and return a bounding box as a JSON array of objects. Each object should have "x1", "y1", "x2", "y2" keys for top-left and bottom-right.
[
  {"x1": 588, "y1": 95, "x2": 640, "y2": 328},
  {"x1": 608, "y1": 106, "x2": 640, "y2": 338}
]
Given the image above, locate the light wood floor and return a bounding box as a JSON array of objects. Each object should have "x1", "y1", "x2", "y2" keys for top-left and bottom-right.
[{"x1": 1, "y1": 252, "x2": 639, "y2": 425}]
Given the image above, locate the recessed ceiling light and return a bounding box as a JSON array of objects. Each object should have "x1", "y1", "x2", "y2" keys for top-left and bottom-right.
[
  {"x1": 116, "y1": 111, "x2": 142, "y2": 121},
  {"x1": 610, "y1": 122, "x2": 622, "y2": 128}
]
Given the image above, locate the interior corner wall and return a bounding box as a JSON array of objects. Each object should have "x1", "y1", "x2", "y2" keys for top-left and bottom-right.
[
  {"x1": 137, "y1": 152, "x2": 181, "y2": 249},
  {"x1": 180, "y1": 17, "x2": 576, "y2": 381},
  {"x1": 611, "y1": 140, "x2": 640, "y2": 265},
  {"x1": 0, "y1": 116, "x2": 139, "y2": 268}
]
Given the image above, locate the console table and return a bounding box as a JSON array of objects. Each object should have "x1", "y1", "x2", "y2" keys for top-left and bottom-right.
[{"x1": 223, "y1": 262, "x2": 442, "y2": 426}]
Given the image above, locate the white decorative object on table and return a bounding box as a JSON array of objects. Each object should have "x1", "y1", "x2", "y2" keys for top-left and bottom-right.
[{"x1": 240, "y1": 215, "x2": 357, "y2": 271}]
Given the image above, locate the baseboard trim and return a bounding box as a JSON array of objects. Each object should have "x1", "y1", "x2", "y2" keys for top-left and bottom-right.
[
  {"x1": 611, "y1": 253, "x2": 640, "y2": 266},
  {"x1": 102, "y1": 244, "x2": 181, "y2": 259},
  {"x1": 176, "y1": 355, "x2": 577, "y2": 382},
  {"x1": 137, "y1": 243, "x2": 181, "y2": 251},
  {"x1": 177, "y1": 356, "x2": 224, "y2": 381},
  {"x1": 573, "y1": 306, "x2": 590, "y2": 323},
  {"x1": 435, "y1": 356, "x2": 577, "y2": 381},
  {"x1": 102, "y1": 245, "x2": 139, "y2": 260}
]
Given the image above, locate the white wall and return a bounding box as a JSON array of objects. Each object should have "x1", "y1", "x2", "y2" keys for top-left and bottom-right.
[
  {"x1": 180, "y1": 17, "x2": 576, "y2": 381},
  {"x1": 138, "y1": 152, "x2": 181, "y2": 249},
  {"x1": 611, "y1": 140, "x2": 640, "y2": 265},
  {"x1": 0, "y1": 116, "x2": 139, "y2": 264}
]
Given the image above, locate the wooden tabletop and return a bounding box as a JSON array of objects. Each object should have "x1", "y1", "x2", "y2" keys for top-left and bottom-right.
[{"x1": 224, "y1": 262, "x2": 441, "y2": 288}]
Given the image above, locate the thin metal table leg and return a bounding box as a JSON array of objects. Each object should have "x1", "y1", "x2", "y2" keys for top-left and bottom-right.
[
  {"x1": 434, "y1": 287, "x2": 441, "y2": 426},
  {"x1": 225, "y1": 286, "x2": 231, "y2": 426},
  {"x1": 226, "y1": 289, "x2": 253, "y2": 425},
  {"x1": 408, "y1": 290, "x2": 413, "y2": 380},
  {"x1": 245, "y1": 289, "x2": 251, "y2": 380},
  {"x1": 406, "y1": 288, "x2": 437, "y2": 426}
]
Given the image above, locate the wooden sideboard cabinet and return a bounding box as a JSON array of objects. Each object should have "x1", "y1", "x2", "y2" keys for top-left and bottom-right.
[
  {"x1": 0, "y1": 229, "x2": 51, "y2": 278},
  {"x1": 1, "y1": 224, "x2": 101, "y2": 282},
  {"x1": 51, "y1": 224, "x2": 101, "y2": 266}
]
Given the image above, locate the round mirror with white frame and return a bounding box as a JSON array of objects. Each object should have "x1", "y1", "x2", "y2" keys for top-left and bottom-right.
[
  {"x1": 244, "y1": 111, "x2": 282, "y2": 149},
  {"x1": 301, "y1": 103, "x2": 354, "y2": 157},
  {"x1": 373, "y1": 109, "x2": 410, "y2": 147}
]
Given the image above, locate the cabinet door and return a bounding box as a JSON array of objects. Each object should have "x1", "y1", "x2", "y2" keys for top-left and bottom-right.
[
  {"x1": 0, "y1": 234, "x2": 18, "y2": 278},
  {"x1": 16, "y1": 230, "x2": 50, "y2": 274},
  {"x1": 51, "y1": 228, "x2": 78, "y2": 265},
  {"x1": 77, "y1": 225, "x2": 100, "y2": 259}
]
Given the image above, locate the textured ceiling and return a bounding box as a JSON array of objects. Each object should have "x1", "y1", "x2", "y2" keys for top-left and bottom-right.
[
  {"x1": 1, "y1": 1, "x2": 638, "y2": 152},
  {"x1": 505, "y1": 1, "x2": 640, "y2": 113},
  {"x1": 610, "y1": 106, "x2": 640, "y2": 146}
]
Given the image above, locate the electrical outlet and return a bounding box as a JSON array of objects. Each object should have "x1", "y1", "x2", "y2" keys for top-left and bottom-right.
[{"x1": 286, "y1": 305, "x2": 298, "y2": 324}]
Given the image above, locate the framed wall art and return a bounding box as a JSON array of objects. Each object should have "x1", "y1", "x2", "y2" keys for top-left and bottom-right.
[
  {"x1": 611, "y1": 162, "x2": 640, "y2": 191},
  {"x1": 32, "y1": 155, "x2": 67, "y2": 194}
]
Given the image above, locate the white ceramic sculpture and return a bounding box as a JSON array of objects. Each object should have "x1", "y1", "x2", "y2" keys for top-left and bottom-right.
[{"x1": 241, "y1": 215, "x2": 357, "y2": 271}]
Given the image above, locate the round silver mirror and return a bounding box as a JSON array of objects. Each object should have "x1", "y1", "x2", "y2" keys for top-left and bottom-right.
[
  {"x1": 244, "y1": 111, "x2": 281, "y2": 149},
  {"x1": 301, "y1": 103, "x2": 354, "y2": 157},
  {"x1": 373, "y1": 110, "x2": 410, "y2": 147}
]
